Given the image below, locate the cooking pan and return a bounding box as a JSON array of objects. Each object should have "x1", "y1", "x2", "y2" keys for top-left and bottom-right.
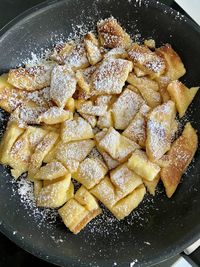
[{"x1": 0, "y1": 0, "x2": 200, "y2": 266}]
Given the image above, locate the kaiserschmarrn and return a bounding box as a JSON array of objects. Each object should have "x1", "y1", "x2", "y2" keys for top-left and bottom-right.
[{"x1": 0, "y1": 17, "x2": 198, "y2": 234}]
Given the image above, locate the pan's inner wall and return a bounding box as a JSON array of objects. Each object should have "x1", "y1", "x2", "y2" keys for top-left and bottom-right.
[{"x1": 0, "y1": 1, "x2": 199, "y2": 266}]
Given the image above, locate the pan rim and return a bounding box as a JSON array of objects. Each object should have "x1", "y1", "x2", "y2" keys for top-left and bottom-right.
[{"x1": 0, "y1": 0, "x2": 200, "y2": 266}]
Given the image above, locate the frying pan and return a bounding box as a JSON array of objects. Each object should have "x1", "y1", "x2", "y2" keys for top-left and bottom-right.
[{"x1": 0, "y1": 0, "x2": 200, "y2": 266}]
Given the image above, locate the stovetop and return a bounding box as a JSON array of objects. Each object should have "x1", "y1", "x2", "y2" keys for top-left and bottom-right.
[{"x1": 0, "y1": 0, "x2": 199, "y2": 266}]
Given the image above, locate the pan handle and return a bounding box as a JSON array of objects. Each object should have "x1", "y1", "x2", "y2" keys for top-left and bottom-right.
[
  {"x1": 184, "y1": 239, "x2": 200, "y2": 256},
  {"x1": 180, "y1": 240, "x2": 200, "y2": 267},
  {"x1": 165, "y1": 242, "x2": 200, "y2": 267},
  {"x1": 170, "y1": 255, "x2": 198, "y2": 267}
]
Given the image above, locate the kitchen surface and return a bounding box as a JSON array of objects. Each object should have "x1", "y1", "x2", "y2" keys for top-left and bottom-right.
[{"x1": 0, "y1": 0, "x2": 199, "y2": 266}]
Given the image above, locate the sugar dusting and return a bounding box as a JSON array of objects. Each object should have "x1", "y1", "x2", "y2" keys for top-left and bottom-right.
[
  {"x1": 14, "y1": 174, "x2": 58, "y2": 228},
  {"x1": 15, "y1": 0, "x2": 187, "y2": 68},
  {"x1": 92, "y1": 58, "x2": 132, "y2": 95},
  {"x1": 86, "y1": 192, "x2": 158, "y2": 236},
  {"x1": 5, "y1": 165, "x2": 160, "y2": 241},
  {"x1": 0, "y1": 2, "x2": 197, "y2": 265},
  {"x1": 50, "y1": 65, "x2": 77, "y2": 107}
]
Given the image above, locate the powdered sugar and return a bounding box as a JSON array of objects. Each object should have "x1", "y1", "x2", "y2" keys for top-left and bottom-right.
[
  {"x1": 110, "y1": 164, "x2": 133, "y2": 188},
  {"x1": 92, "y1": 58, "x2": 133, "y2": 94},
  {"x1": 100, "y1": 150, "x2": 120, "y2": 170},
  {"x1": 123, "y1": 112, "x2": 146, "y2": 145},
  {"x1": 26, "y1": 87, "x2": 51, "y2": 108},
  {"x1": 146, "y1": 101, "x2": 175, "y2": 160},
  {"x1": 24, "y1": 50, "x2": 52, "y2": 67},
  {"x1": 10, "y1": 105, "x2": 46, "y2": 128},
  {"x1": 42, "y1": 106, "x2": 65, "y2": 118},
  {"x1": 99, "y1": 127, "x2": 120, "y2": 158},
  {"x1": 39, "y1": 106, "x2": 71, "y2": 124},
  {"x1": 112, "y1": 88, "x2": 144, "y2": 129},
  {"x1": 128, "y1": 44, "x2": 165, "y2": 74},
  {"x1": 63, "y1": 42, "x2": 89, "y2": 69},
  {"x1": 0, "y1": 9, "x2": 197, "y2": 266},
  {"x1": 9, "y1": 63, "x2": 54, "y2": 91},
  {"x1": 78, "y1": 102, "x2": 107, "y2": 116},
  {"x1": 130, "y1": 259, "x2": 138, "y2": 266},
  {"x1": 61, "y1": 116, "x2": 93, "y2": 142},
  {"x1": 15, "y1": 174, "x2": 58, "y2": 227},
  {"x1": 147, "y1": 120, "x2": 169, "y2": 157},
  {"x1": 56, "y1": 140, "x2": 95, "y2": 162},
  {"x1": 86, "y1": 191, "x2": 158, "y2": 237},
  {"x1": 97, "y1": 17, "x2": 131, "y2": 49},
  {"x1": 84, "y1": 33, "x2": 102, "y2": 65},
  {"x1": 77, "y1": 157, "x2": 107, "y2": 187},
  {"x1": 80, "y1": 113, "x2": 97, "y2": 128},
  {"x1": 50, "y1": 65, "x2": 77, "y2": 107},
  {"x1": 95, "y1": 95, "x2": 112, "y2": 106}
]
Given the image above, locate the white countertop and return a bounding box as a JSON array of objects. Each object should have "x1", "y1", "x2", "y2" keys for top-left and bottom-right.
[{"x1": 175, "y1": 0, "x2": 200, "y2": 25}]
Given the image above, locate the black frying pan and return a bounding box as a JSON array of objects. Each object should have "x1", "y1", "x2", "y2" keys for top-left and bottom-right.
[{"x1": 0, "y1": 0, "x2": 200, "y2": 266}]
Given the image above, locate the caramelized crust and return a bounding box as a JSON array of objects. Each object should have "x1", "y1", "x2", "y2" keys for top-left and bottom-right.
[
  {"x1": 84, "y1": 32, "x2": 102, "y2": 65},
  {"x1": 97, "y1": 17, "x2": 131, "y2": 49},
  {"x1": 146, "y1": 100, "x2": 176, "y2": 161},
  {"x1": 156, "y1": 44, "x2": 186, "y2": 80},
  {"x1": 167, "y1": 80, "x2": 199, "y2": 118},
  {"x1": 10, "y1": 105, "x2": 46, "y2": 128},
  {"x1": 104, "y1": 48, "x2": 128, "y2": 60},
  {"x1": 156, "y1": 44, "x2": 186, "y2": 102},
  {"x1": 0, "y1": 74, "x2": 51, "y2": 113},
  {"x1": 8, "y1": 63, "x2": 54, "y2": 91},
  {"x1": 161, "y1": 123, "x2": 198, "y2": 198},
  {"x1": 156, "y1": 76, "x2": 171, "y2": 103},
  {"x1": 128, "y1": 43, "x2": 166, "y2": 78},
  {"x1": 50, "y1": 41, "x2": 74, "y2": 64}
]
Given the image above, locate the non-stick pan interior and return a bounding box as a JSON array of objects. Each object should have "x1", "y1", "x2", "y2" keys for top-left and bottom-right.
[{"x1": 0, "y1": 0, "x2": 200, "y2": 266}]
